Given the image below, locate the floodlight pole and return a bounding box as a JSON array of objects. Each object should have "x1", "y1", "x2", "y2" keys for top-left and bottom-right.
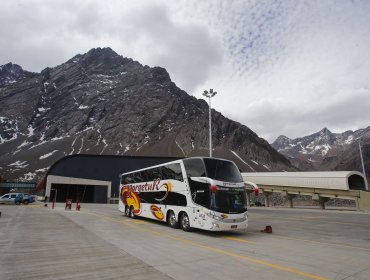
[
  {"x1": 359, "y1": 140, "x2": 369, "y2": 190},
  {"x1": 202, "y1": 89, "x2": 217, "y2": 157}
]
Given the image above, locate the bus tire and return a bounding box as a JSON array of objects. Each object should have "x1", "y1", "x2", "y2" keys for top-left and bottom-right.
[
  {"x1": 124, "y1": 206, "x2": 130, "y2": 216},
  {"x1": 129, "y1": 206, "x2": 135, "y2": 219},
  {"x1": 167, "y1": 211, "x2": 179, "y2": 229},
  {"x1": 180, "y1": 212, "x2": 191, "y2": 232}
]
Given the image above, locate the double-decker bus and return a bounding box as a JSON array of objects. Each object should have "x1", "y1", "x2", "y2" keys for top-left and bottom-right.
[{"x1": 119, "y1": 157, "x2": 248, "y2": 231}]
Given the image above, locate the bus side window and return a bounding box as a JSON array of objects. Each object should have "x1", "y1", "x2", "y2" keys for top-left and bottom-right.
[
  {"x1": 162, "y1": 163, "x2": 183, "y2": 181},
  {"x1": 124, "y1": 174, "x2": 135, "y2": 184},
  {"x1": 183, "y1": 158, "x2": 206, "y2": 178},
  {"x1": 133, "y1": 172, "x2": 143, "y2": 183},
  {"x1": 146, "y1": 167, "x2": 161, "y2": 182}
]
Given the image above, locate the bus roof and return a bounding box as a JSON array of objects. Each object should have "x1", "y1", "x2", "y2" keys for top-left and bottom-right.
[{"x1": 120, "y1": 157, "x2": 235, "y2": 176}]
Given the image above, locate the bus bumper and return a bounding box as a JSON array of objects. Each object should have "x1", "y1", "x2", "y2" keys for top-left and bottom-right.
[{"x1": 209, "y1": 219, "x2": 248, "y2": 231}]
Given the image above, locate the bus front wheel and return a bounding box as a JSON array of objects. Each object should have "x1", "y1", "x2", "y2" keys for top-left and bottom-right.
[
  {"x1": 129, "y1": 206, "x2": 135, "y2": 219},
  {"x1": 180, "y1": 213, "x2": 191, "y2": 232},
  {"x1": 167, "y1": 211, "x2": 179, "y2": 229},
  {"x1": 124, "y1": 206, "x2": 130, "y2": 217}
]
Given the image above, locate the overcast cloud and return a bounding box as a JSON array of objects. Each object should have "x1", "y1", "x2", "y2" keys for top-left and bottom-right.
[{"x1": 1, "y1": 0, "x2": 369, "y2": 142}]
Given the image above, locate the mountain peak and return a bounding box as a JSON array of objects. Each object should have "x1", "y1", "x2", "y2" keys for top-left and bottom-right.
[
  {"x1": 67, "y1": 47, "x2": 133, "y2": 75},
  {"x1": 85, "y1": 47, "x2": 119, "y2": 58},
  {"x1": 0, "y1": 47, "x2": 294, "y2": 181},
  {"x1": 0, "y1": 62, "x2": 34, "y2": 88},
  {"x1": 319, "y1": 127, "x2": 332, "y2": 134},
  {"x1": 271, "y1": 135, "x2": 292, "y2": 151},
  {"x1": 273, "y1": 126, "x2": 370, "y2": 179}
]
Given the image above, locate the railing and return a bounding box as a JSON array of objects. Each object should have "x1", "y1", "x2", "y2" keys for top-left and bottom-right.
[{"x1": 245, "y1": 184, "x2": 370, "y2": 212}]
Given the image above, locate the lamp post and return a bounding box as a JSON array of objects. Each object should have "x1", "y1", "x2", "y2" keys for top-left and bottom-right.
[
  {"x1": 359, "y1": 140, "x2": 369, "y2": 190},
  {"x1": 202, "y1": 89, "x2": 217, "y2": 157},
  {"x1": 52, "y1": 188, "x2": 57, "y2": 209}
]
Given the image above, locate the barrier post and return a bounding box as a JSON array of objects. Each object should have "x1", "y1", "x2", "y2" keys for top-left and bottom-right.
[
  {"x1": 65, "y1": 199, "x2": 72, "y2": 210},
  {"x1": 76, "y1": 200, "x2": 81, "y2": 211}
]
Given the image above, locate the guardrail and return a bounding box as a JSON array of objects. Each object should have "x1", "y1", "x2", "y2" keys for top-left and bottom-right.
[{"x1": 245, "y1": 184, "x2": 370, "y2": 212}]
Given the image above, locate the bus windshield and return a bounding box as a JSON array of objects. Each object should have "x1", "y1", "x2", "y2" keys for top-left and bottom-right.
[
  {"x1": 211, "y1": 186, "x2": 247, "y2": 214},
  {"x1": 203, "y1": 158, "x2": 243, "y2": 183}
]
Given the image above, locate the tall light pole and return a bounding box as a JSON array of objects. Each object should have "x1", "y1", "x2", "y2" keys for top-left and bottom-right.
[
  {"x1": 202, "y1": 89, "x2": 217, "y2": 157},
  {"x1": 359, "y1": 140, "x2": 369, "y2": 190}
]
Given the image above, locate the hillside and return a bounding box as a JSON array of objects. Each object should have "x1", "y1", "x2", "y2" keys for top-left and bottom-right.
[
  {"x1": 0, "y1": 48, "x2": 294, "y2": 181},
  {"x1": 272, "y1": 127, "x2": 370, "y2": 179}
]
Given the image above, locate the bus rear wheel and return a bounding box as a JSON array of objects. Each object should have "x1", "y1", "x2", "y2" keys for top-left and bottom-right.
[
  {"x1": 180, "y1": 212, "x2": 191, "y2": 232},
  {"x1": 167, "y1": 211, "x2": 179, "y2": 229}
]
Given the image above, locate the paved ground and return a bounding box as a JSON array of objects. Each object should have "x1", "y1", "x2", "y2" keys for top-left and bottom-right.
[{"x1": 1, "y1": 203, "x2": 370, "y2": 280}]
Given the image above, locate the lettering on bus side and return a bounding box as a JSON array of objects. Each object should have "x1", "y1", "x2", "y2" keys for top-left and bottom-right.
[{"x1": 126, "y1": 178, "x2": 161, "y2": 193}]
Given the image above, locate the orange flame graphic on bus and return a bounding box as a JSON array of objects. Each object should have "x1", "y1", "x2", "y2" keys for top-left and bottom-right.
[
  {"x1": 150, "y1": 205, "x2": 164, "y2": 220},
  {"x1": 120, "y1": 186, "x2": 141, "y2": 215}
]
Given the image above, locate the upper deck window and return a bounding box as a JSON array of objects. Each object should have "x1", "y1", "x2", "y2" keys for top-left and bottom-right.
[{"x1": 203, "y1": 158, "x2": 243, "y2": 183}]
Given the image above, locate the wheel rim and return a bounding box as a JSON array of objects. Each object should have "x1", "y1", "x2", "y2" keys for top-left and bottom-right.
[
  {"x1": 170, "y1": 213, "x2": 176, "y2": 226},
  {"x1": 182, "y1": 214, "x2": 189, "y2": 229}
]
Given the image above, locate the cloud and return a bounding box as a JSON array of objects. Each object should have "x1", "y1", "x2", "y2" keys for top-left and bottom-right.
[
  {"x1": 1, "y1": 0, "x2": 370, "y2": 142},
  {"x1": 186, "y1": 0, "x2": 370, "y2": 141},
  {"x1": 0, "y1": 0, "x2": 223, "y2": 92}
]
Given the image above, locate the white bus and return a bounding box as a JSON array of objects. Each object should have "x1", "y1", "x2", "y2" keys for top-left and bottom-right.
[{"x1": 119, "y1": 157, "x2": 248, "y2": 231}]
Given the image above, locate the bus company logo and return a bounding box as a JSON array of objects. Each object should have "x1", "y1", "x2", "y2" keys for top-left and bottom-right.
[
  {"x1": 150, "y1": 205, "x2": 164, "y2": 220},
  {"x1": 126, "y1": 178, "x2": 161, "y2": 193},
  {"x1": 120, "y1": 186, "x2": 141, "y2": 215},
  {"x1": 124, "y1": 179, "x2": 173, "y2": 202}
]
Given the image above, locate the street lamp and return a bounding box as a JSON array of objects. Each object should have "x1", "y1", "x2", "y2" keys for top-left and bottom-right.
[
  {"x1": 51, "y1": 188, "x2": 57, "y2": 209},
  {"x1": 202, "y1": 89, "x2": 217, "y2": 157},
  {"x1": 359, "y1": 140, "x2": 369, "y2": 190}
]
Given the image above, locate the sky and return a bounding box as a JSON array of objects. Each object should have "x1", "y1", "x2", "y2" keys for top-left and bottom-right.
[{"x1": 1, "y1": 0, "x2": 370, "y2": 142}]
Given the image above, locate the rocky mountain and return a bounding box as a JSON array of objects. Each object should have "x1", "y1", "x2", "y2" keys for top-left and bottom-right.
[
  {"x1": 272, "y1": 127, "x2": 370, "y2": 178},
  {"x1": 0, "y1": 48, "x2": 294, "y2": 181},
  {"x1": 0, "y1": 63, "x2": 36, "y2": 88}
]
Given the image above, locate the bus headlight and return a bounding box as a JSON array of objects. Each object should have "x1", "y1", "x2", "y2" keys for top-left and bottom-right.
[
  {"x1": 207, "y1": 212, "x2": 223, "y2": 221},
  {"x1": 212, "y1": 223, "x2": 220, "y2": 228}
]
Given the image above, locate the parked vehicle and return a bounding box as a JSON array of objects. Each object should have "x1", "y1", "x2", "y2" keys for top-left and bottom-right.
[
  {"x1": 0, "y1": 193, "x2": 19, "y2": 204},
  {"x1": 119, "y1": 157, "x2": 248, "y2": 232},
  {"x1": 15, "y1": 193, "x2": 35, "y2": 205}
]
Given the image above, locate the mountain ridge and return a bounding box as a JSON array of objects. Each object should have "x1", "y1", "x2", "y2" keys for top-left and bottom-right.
[
  {"x1": 0, "y1": 47, "x2": 294, "y2": 181},
  {"x1": 272, "y1": 127, "x2": 370, "y2": 178}
]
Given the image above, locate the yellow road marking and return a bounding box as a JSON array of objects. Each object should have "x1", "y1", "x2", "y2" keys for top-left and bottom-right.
[
  {"x1": 222, "y1": 236, "x2": 256, "y2": 244},
  {"x1": 133, "y1": 221, "x2": 150, "y2": 225},
  {"x1": 82, "y1": 210, "x2": 328, "y2": 280}
]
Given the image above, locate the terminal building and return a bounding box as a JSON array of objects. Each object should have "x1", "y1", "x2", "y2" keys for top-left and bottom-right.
[
  {"x1": 36, "y1": 154, "x2": 370, "y2": 211},
  {"x1": 37, "y1": 155, "x2": 180, "y2": 203}
]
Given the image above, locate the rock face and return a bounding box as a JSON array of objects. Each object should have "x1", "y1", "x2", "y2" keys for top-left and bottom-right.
[
  {"x1": 272, "y1": 127, "x2": 370, "y2": 179},
  {"x1": 0, "y1": 63, "x2": 36, "y2": 88},
  {"x1": 0, "y1": 48, "x2": 293, "y2": 181}
]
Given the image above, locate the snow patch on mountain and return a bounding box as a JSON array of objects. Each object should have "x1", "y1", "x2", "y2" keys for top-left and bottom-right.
[
  {"x1": 176, "y1": 141, "x2": 186, "y2": 156},
  {"x1": 230, "y1": 150, "x2": 255, "y2": 171},
  {"x1": 8, "y1": 160, "x2": 28, "y2": 168},
  {"x1": 40, "y1": 150, "x2": 58, "y2": 159}
]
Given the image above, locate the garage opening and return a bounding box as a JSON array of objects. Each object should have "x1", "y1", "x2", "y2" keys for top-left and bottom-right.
[
  {"x1": 50, "y1": 184, "x2": 108, "y2": 203},
  {"x1": 348, "y1": 174, "x2": 366, "y2": 190}
]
